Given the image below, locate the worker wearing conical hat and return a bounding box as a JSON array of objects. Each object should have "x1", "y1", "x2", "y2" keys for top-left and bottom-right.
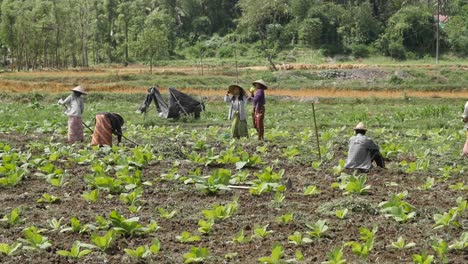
[
  {"x1": 462, "y1": 100, "x2": 468, "y2": 156},
  {"x1": 345, "y1": 122, "x2": 385, "y2": 172},
  {"x1": 225, "y1": 84, "x2": 249, "y2": 139},
  {"x1": 250, "y1": 80, "x2": 268, "y2": 140},
  {"x1": 58, "y1": 85, "x2": 86, "y2": 144}
]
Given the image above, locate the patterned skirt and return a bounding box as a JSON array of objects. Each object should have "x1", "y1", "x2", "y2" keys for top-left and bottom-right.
[
  {"x1": 91, "y1": 114, "x2": 113, "y2": 146},
  {"x1": 231, "y1": 112, "x2": 248, "y2": 139},
  {"x1": 68, "y1": 116, "x2": 84, "y2": 143}
]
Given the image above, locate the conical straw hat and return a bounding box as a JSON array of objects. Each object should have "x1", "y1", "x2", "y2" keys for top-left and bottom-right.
[
  {"x1": 252, "y1": 80, "x2": 268, "y2": 90},
  {"x1": 354, "y1": 122, "x2": 367, "y2": 131},
  {"x1": 71, "y1": 85, "x2": 87, "y2": 95}
]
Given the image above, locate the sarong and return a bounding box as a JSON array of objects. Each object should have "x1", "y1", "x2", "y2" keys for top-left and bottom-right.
[
  {"x1": 68, "y1": 116, "x2": 83, "y2": 143},
  {"x1": 91, "y1": 114, "x2": 112, "y2": 146},
  {"x1": 231, "y1": 112, "x2": 248, "y2": 139},
  {"x1": 464, "y1": 130, "x2": 468, "y2": 155},
  {"x1": 252, "y1": 106, "x2": 265, "y2": 140}
]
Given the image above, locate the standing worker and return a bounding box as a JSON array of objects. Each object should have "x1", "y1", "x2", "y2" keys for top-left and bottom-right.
[
  {"x1": 225, "y1": 84, "x2": 248, "y2": 139},
  {"x1": 250, "y1": 80, "x2": 268, "y2": 140},
  {"x1": 345, "y1": 122, "x2": 385, "y2": 173},
  {"x1": 462, "y1": 100, "x2": 468, "y2": 156},
  {"x1": 91, "y1": 112, "x2": 124, "y2": 146},
  {"x1": 58, "y1": 85, "x2": 86, "y2": 144}
]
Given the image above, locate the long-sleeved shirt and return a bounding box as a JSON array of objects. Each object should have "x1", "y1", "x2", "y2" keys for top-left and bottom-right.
[
  {"x1": 463, "y1": 101, "x2": 468, "y2": 129},
  {"x1": 251, "y1": 89, "x2": 265, "y2": 112},
  {"x1": 345, "y1": 133, "x2": 380, "y2": 171},
  {"x1": 58, "y1": 94, "x2": 84, "y2": 117},
  {"x1": 224, "y1": 95, "x2": 247, "y2": 120}
]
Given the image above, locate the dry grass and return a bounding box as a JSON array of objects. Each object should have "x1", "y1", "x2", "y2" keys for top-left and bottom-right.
[{"x1": 1, "y1": 78, "x2": 467, "y2": 99}]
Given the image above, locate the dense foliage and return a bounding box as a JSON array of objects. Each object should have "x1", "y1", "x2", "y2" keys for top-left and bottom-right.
[{"x1": 0, "y1": 0, "x2": 466, "y2": 70}]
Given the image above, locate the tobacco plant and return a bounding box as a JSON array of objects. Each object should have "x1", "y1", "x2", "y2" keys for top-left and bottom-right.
[
  {"x1": 0, "y1": 207, "x2": 23, "y2": 226},
  {"x1": 124, "y1": 239, "x2": 161, "y2": 260},
  {"x1": 306, "y1": 219, "x2": 329, "y2": 238},
  {"x1": 56, "y1": 241, "x2": 93, "y2": 259},
  {"x1": 20, "y1": 226, "x2": 52, "y2": 250},
  {"x1": 0, "y1": 242, "x2": 22, "y2": 256},
  {"x1": 91, "y1": 230, "x2": 117, "y2": 251},
  {"x1": 321, "y1": 247, "x2": 346, "y2": 264},
  {"x1": 177, "y1": 231, "x2": 201, "y2": 243},
  {"x1": 258, "y1": 242, "x2": 284, "y2": 264},
  {"x1": 231, "y1": 229, "x2": 251, "y2": 244},
  {"x1": 390, "y1": 236, "x2": 416, "y2": 250},
  {"x1": 183, "y1": 246, "x2": 210, "y2": 263},
  {"x1": 345, "y1": 226, "x2": 378, "y2": 259}
]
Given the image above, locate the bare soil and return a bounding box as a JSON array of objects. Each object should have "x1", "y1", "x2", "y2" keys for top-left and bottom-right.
[{"x1": 0, "y1": 131, "x2": 466, "y2": 263}]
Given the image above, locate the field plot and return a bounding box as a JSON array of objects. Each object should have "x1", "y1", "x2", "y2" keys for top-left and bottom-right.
[{"x1": 0, "y1": 94, "x2": 467, "y2": 263}]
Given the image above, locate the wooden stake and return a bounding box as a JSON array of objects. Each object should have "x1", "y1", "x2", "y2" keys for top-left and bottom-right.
[{"x1": 312, "y1": 98, "x2": 321, "y2": 160}]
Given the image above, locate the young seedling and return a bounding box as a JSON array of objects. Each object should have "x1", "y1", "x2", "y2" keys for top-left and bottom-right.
[
  {"x1": 47, "y1": 217, "x2": 64, "y2": 232},
  {"x1": 335, "y1": 208, "x2": 349, "y2": 219},
  {"x1": 157, "y1": 207, "x2": 177, "y2": 219},
  {"x1": 306, "y1": 219, "x2": 329, "y2": 238},
  {"x1": 60, "y1": 217, "x2": 95, "y2": 234},
  {"x1": 271, "y1": 192, "x2": 285, "y2": 207},
  {"x1": 288, "y1": 231, "x2": 312, "y2": 246},
  {"x1": 124, "y1": 239, "x2": 161, "y2": 260},
  {"x1": 449, "y1": 232, "x2": 467, "y2": 250},
  {"x1": 37, "y1": 193, "x2": 61, "y2": 204},
  {"x1": 20, "y1": 226, "x2": 52, "y2": 251},
  {"x1": 0, "y1": 242, "x2": 22, "y2": 256},
  {"x1": 231, "y1": 229, "x2": 251, "y2": 244},
  {"x1": 252, "y1": 224, "x2": 274, "y2": 239},
  {"x1": 276, "y1": 212, "x2": 294, "y2": 225},
  {"x1": 183, "y1": 246, "x2": 210, "y2": 264},
  {"x1": 345, "y1": 226, "x2": 378, "y2": 259},
  {"x1": 91, "y1": 230, "x2": 117, "y2": 251},
  {"x1": 431, "y1": 239, "x2": 448, "y2": 264},
  {"x1": 379, "y1": 191, "x2": 416, "y2": 223},
  {"x1": 304, "y1": 185, "x2": 321, "y2": 196},
  {"x1": 56, "y1": 241, "x2": 93, "y2": 259},
  {"x1": 176, "y1": 231, "x2": 201, "y2": 243},
  {"x1": 109, "y1": 210, "x2": 159, "y2": 237},
  {"x1": 258, "y1": 242, "x2": 284, "y2": 264},
  {"x1": 419, "y1": 177, "x2": 435, "y2": 190},
  {"x1": 202, "y1": 198, "x2": 238, "y2": 221},
  {"x1": 0, "y1": 207, "x2": 23, "y2": 226},
  {"x1": 412, "y1": 252, "x2": 434, "y2": 264},
  {"x1": 197, "y1": 219, "x2": 214, "y2": 234},
  {"x1": 321, "y1": 247, "x2": 346, "y2": 264},
  {"x1": 390, "y1": 236, "x2": 416, "y2": 249},
  {"x1": 82, "y1": 189, "x2": 99, "y2": 203}
]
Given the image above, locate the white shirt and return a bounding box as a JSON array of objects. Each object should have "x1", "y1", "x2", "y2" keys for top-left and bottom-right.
[{"x1": 58, "y1": 94, "x2": 84, "y2": 117}]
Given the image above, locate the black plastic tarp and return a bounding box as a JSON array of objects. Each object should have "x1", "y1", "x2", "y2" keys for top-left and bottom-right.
[{"x1": 138, "y1": 86, "x2": 204, "y2": 119}]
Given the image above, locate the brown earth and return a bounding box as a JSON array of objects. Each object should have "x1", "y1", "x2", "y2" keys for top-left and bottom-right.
[{"x1": 0, "y1": 132, "x2": 466, "y2": 263}]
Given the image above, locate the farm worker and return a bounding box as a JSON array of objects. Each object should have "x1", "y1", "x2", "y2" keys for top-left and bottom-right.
[
  {"x1": 91, "y1": 112, "x2": 124, "y2": 146},
  {"x1": 462, "y1": 100, "x2": 468, "y2": 155},
  {"x1": 225, "y1": 84, "x2": 249, "y2": 139},
  {"x1": 250, "y1": 80, "x2": 268, "y2": 140},
  {"x1": 58, "y1": 85, "x2": 86, "y2": 144},
  {"x1": 345, "y1": 122, "x2": 385, "y2": 173}
]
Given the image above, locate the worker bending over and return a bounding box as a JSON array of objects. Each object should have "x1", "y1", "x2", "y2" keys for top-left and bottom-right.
[
  {"x1": 91, "y1": 112, "x2": 124, "y2": 146},
  {"x1": 345, "y1": 122, "x2": 385, "y2": 173}
]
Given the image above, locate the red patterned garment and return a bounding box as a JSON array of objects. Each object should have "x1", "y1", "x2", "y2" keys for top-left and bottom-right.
[
  {"x1": 91, "y1": 114, "x2": 113, "y2": 146},
  {"x1": 67, "y1": 116, "x2": 83, "y2": 143}
]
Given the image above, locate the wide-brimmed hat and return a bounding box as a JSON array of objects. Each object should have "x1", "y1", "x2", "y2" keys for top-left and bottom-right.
[
  {"x1": 354, "y1": 122, "x2": 367, "y2": 131},
  {"x1": 252, "y1": 80, "x2": 268, "y2": 90},
  {"x1": 228, "y1": 84, "x2": 245, "y2": 94},
  {"x1": 71, "y1": 85, "x2": 87, "y2": 95}
]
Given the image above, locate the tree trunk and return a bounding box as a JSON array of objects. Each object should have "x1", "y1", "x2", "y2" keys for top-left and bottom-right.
[{"x1": 150, "y1": 55, "x2": 153, "y2": 74}]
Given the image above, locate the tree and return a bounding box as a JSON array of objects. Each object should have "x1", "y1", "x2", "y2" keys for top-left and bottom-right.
[
  {"x1": 377, "y1": 5, "x2": 435, "y2": 59},
  {"x1": 134, "y1": 11, "x2": 170, "y2": 73},
  {"x1": 237, "y1": 0, "x2": 290, "y2": 70}
]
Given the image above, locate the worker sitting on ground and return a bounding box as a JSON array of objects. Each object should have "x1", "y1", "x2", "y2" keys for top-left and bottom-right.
[
  {"x1": 345, "y1": 122, "x2": 385, "y2": 173},
  {"x1": 91, "y1": 112, "x2": 124, "y2": 146}
]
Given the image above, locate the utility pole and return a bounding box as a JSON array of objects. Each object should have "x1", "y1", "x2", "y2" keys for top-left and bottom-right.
[{"x1": 436, "y1": 0, "x2": 440, "y2": 64}]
